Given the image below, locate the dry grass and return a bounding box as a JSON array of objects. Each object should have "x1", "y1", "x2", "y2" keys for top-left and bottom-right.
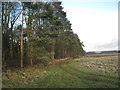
[{"x1": 2, "y1": 53, "x2": 119, "y2": 88}]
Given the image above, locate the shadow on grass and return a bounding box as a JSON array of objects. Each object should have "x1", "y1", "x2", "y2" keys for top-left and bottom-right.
[{"x1": 59, "y1": 65, "x2": 118, "y2": 87}]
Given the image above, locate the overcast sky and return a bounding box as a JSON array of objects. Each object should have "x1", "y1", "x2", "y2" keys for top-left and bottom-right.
[{"x1": 62, "y1": 0, "x2": 118, "y2": 52}]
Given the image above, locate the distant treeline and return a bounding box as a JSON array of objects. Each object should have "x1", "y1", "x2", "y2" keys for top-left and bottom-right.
[
  {"x1": 86, "y1": 50, "x2": 119, "y2": 54},
  {"x1": 2, "y1": 1, "x2": 85, "y2": 69}
]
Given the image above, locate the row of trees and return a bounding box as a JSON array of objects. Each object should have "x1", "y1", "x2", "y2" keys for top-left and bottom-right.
[{"x1": 2, "y1": 1, "x2": 85, "y2": 69}]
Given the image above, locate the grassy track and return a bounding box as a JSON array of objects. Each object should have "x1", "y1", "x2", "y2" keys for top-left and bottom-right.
[{"x1": 2, "y1": 54, "x2": 118, "y2": 88}]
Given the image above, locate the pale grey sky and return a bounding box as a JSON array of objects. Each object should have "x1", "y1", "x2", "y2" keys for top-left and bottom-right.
[{"x1": 62, "y1": 0, "x2": 118, "y2": 52}]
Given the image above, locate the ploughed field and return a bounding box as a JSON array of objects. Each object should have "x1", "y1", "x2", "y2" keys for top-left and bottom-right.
[{"x1": 2, "y1": 53, "x2": 119, "y2": 88}]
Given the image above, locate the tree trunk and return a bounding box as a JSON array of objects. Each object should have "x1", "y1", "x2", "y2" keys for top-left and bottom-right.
[
  {"x1": 51, "y1": 41, "x2": 55, "y2": 60},
  {"x1": 63, "y1": 48, "x2": 64, "y2": 58},
  {"x1": 30, "y1": 44, "x2": 33, "y2": 66},
  {"x1": 64, "y1": 48, "x2": 66, "y2": 58},
  {"x1": 20, "y1": 11, "x2": 24, "y2": 68},
  {"x1": 73, "y1": 48, "x2": 75, "y2": 58},
  {"x1": 20, "y1": 30, "x2": 23, "y2": 68}
]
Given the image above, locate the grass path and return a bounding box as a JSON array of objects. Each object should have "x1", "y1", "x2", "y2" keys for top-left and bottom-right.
[{"x1": 2, "y1": 54, "x2": 119, "y2": 88}]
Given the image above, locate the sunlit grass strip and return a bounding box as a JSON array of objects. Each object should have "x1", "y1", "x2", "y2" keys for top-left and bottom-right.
[{"x1": 2, "y1": 55, "x2": 118, "y2": 88}]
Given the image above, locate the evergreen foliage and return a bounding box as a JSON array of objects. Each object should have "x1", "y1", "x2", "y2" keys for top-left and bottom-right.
[{"x1": 2, "y1": 1, "x2": 85, "y2": 68}]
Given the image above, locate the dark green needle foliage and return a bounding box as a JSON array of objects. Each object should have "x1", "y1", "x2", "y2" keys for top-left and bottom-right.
[{"x1": 2, "y1": 0, "x2": 85, "y2": 68}]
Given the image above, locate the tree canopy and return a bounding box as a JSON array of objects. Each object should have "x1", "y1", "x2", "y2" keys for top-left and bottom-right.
[{"x1": 2, "y1": 1, "x2": 85, "y2": 68}]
